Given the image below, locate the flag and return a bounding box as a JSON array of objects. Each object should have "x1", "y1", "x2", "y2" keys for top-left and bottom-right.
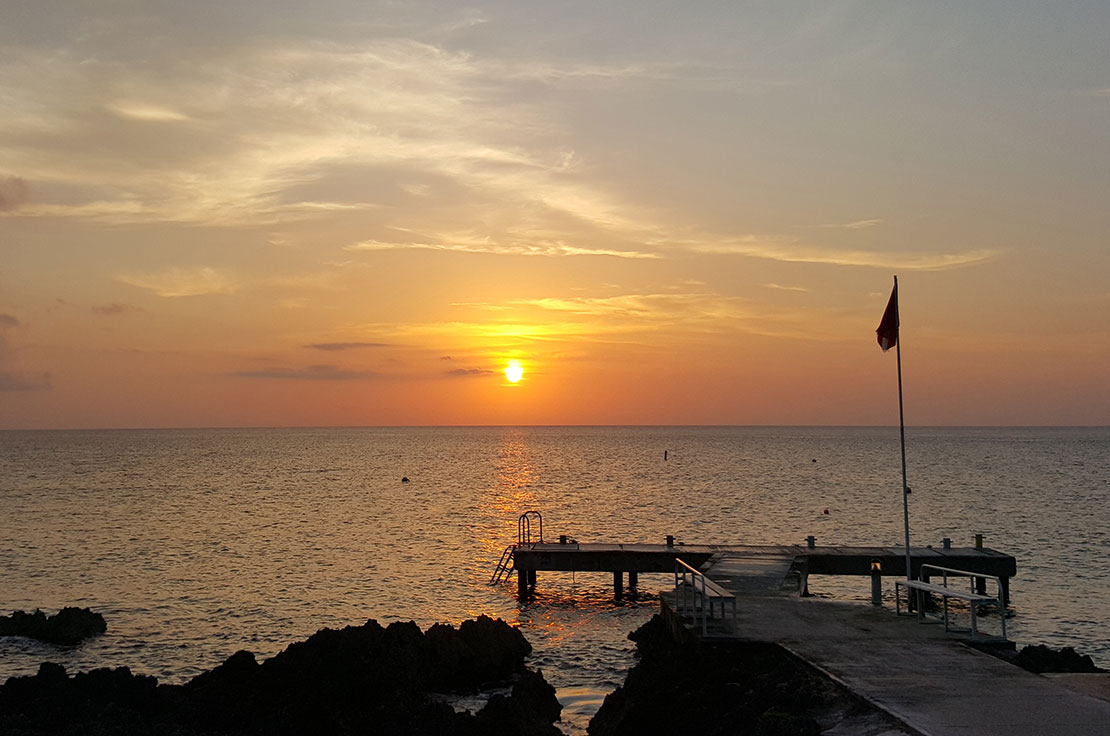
[{"x1": 876, "y1": 281, "x2": 898, "y2": 351}]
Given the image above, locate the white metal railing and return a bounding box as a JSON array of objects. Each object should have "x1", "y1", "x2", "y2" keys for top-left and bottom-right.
[
  {"x1": 673, "y1": 558, "x2": 736, "y2": 635},
  {"x1": 897, "y1": 564, "x2": 1008, "y2": 639}
]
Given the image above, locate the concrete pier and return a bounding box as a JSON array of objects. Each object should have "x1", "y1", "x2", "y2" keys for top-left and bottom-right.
[
  {"x1": 510, "y1": 541, "x2": 1016, "y2": 601},
  {"x1": 657, "y1": 549, "x2": 1110, "y2": 736}
]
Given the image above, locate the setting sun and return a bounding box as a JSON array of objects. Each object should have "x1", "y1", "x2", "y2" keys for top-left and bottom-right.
[{"x1": 504, "y1": 361, "x2": 524, "y2": 383}]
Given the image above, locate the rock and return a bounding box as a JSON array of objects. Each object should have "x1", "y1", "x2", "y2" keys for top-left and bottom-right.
[
  {"x1": 0, "y1": 607, "x2": 107, "y2": 646},
  {"x1": 0, "y1": 617, "x2": 559, "y2": 736},
  {"x1": 754, "y1": 710, "x2": 822, "y2": 736},
  {"x1": 474, "y1": 670, "x2": 563, "y2": 736},
  {"x1": 1014, "y1": 644, "x2": 1106, "y2": 674},
  {"x1": 589, "y1": 614, "x2": 911, "y2": 736}
]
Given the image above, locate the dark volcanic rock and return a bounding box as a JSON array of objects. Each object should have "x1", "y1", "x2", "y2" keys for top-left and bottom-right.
[
  {"x1": 0, "y1": 608, "x2": 107, "y2": 646},
  {"x1": 589, "y1": 614, "x2": 908, "y2": 736},
  {"x1": 0, "y1": 616, "x2": 559, "y2": 736},
  {"x1": 1013, "y1": 644, "x2": 1107, "y2": 674}
]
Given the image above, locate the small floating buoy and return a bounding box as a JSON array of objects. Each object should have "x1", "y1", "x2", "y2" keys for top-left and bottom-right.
[
  {"x1": 823, "y1": 508, "x2": 829, "y2": 515},
  {"x1": 812, "y1": 458, "x2": 817, "y2": 463},
  {"x1": 401, "y1": 477, "x2": 410, "y2": 483}
]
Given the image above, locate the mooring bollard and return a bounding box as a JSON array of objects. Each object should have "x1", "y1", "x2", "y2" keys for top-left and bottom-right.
[
  {"x1": 559, "y1": 534, "x2": 567, "y2": 544},
  {"x1": 806, "y1": 535, "x2": 816, "y2": 549},
  {"x1": 943, "y1": 537, "x2": 952, "y2": 550},
  {"x1": 666, "y1": 535, "x2": 674, "y2": 547},
  {"x1": 870, "y1": 559, "x2": 882, "y2": 606},
  {"x1": 975, "y1": 533, "x2": 983, "y2": 549}
]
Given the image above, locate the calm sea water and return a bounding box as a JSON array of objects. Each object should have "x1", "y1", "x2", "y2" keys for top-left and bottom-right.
[{"x1": 1, "y1": 426, "x2": 1107, "y2": 734}]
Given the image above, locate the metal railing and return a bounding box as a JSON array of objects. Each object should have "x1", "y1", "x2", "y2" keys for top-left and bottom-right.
[
  {"x1": 518, "y1": 511, "x2": 543, "y2": 545},
  {"x1": 902, "y1": 564, "x2": 1008, "y2": 639},
  {"x1": 489, "y1": 544, "x2": 517, "y2": 584},
  {"x1": 674, "y1": 558, "x2": 736, "y2": 635}
]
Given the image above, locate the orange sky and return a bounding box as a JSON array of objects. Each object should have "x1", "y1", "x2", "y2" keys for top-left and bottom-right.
[{"x1": 2, "y1": 3, "x2": 1108, "y2": 428}]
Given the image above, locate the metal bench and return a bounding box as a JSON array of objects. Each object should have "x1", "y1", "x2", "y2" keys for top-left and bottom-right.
[
  {"x1": 895, "y1": 565, "x2": 1007, "y2": 639},
  {"x1": 674, "y1": 558, "x2": 737, "y2": 635}
]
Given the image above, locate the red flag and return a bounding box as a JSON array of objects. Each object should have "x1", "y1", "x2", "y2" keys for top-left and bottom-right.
[{"x1": 876, "y1": 281, "x2": 898, "y2": 351}]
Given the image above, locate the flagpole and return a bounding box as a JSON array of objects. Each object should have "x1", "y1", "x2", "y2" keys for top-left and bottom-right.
[{"x1": 893, "y1": 275, "x2": 912, "y2": 581}]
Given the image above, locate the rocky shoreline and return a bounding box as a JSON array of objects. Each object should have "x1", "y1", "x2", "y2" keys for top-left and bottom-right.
[
  {"x1": 3, "y1": 606, "x2": 1104, "y2": 736},
  {"x1": 586, "y1": 613, "x2": 913, "y2": 736},
  {"x1": 0, "y1": 614, "x2": 562, "y2": 736}
]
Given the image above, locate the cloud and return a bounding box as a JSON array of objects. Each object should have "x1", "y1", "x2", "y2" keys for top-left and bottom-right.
[
  {"x1": 108, "y1": 102, "x2": 190, "y2": 122},
  {"x1": 0, "y1": 335, "x2": 51, "y2": 391},
  {"x1": 0, "y1": 371, "x2": 52, "y2": 391},
  {"x1": 232, "y1": 364, "x2": 378, "y2": 380},
  {"x1": 0, "y1": 313, "x2": 20, "y2": 327},
  {"x1": 347, "y1": 235, "x2": 659, "y2": 259},
  {"x1": 91, "y1": 303, "x2": 136, "y2": 316},
  {"x1": 447, "y1": 367, "x2": 496, "y2": 377},
  {"x1": 305, "y1": 342, "x2": 388, "y2": 351},
  {"x1": 119, "y1": 267, "x2": 237, "y2": 297},
  {"x1": 763, "y1": 283, "x2": 809, "y2": 292},
  {"x1": 0, "y1": 176, "x2": 30, "y2": 212},
  {"x1": 680, "y1": 236, "x2": 1000, "y2": 271},
  {"x1": 821, "y1": 219, "x2": 882, "y2": 229}
]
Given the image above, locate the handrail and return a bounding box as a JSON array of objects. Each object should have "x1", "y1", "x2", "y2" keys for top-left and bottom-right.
[
  {"x1": 911, "y1": 564, "x2": 1007, "y2": 639},
  {"x1": 918, "y1": 564, "x2": 1002, "y2": 597},
  {"x1": 518, "y1": 511, "x2": 543, "y2": 545},
  {"x1": 674, "y1": 558, "x2": 712, "y2": 635}
]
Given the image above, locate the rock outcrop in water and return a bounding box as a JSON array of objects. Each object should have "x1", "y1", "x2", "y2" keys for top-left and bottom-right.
[
  {"x1": 1011, "y1": 644, "x2": 1107, "y2": 674},
  {"x1": 0, "y1": 615, "x2": 562, "y2": 736},
  {"x1": 0, "y1": 608, "x2": 107, "y2": 646},
  {"x1": 588, "y1": 613, "x2": 912, "y2": 736}
]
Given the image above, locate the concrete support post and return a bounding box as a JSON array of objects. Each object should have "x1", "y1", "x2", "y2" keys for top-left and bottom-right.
[
  {"x1": 613, "y1": 571, "x2": 624, "y2": 600},
  {"x1": 628, "y1": 571, "x2": 638, "y2": 593},
  {"x1": 517, "y1": 570, "x2": 530, "y2": 600},
  {"x1": 870, "y1": 559, "x2": 882, "y2": 606}
]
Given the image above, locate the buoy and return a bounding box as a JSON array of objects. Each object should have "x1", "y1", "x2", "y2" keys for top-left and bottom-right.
[
  {"x1": 401, "y1": 477, "x2": 409, "y2": 483},
  {"x1": 823, "y1": 508, "x2": 829, "y2": 515}
]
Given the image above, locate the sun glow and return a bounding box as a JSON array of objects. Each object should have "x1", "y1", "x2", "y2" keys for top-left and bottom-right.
[{"x1": 504, "y1": 361, "x2": 524, "y2": 383}]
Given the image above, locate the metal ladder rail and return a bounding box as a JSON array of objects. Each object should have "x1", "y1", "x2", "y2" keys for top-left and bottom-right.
[
  {"x1": 490, "y1": 544, "x2": 518, "y2": 584},
  {"x1": 518, "y1": 510, "x2": 543, "y2": 545}
]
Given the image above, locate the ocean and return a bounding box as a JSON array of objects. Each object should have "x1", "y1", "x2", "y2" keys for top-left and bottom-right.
[{"x1": 1, "y1": 426, "x2": 1107, "y2": 734}]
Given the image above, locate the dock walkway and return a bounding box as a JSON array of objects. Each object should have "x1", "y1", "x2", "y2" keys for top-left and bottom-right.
[{"x1": 670, "y1": 550, "x2": 1110, "y2": 736}]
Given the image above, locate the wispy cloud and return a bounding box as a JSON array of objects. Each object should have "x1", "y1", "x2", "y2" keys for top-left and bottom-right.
[
  {"x1": 446, "y1": 367, "x2": 497, "y2": 377},
  {"x1": 108, "y1": 102, "x2": 190, "y2": 122},
  {"x1": 763, "y1": 283, "x2": 809, "y2": 292},
  {"x1": 680, "y1": 236, "x2": 1000, "y2": 271},
  {"x1": 821, "y1": 219, "x2": 881, "y2": 229},
  {"x1": 347, "y1": 235, "x2": 658, "y2": 259},
  {"x1": 232, "y1": 364, "x2": 378, "y2": 380},
  {"x1": 119, "y1": 267, "x2": 237, "y2": 297},
  {"x1": 0, "y1": 371, "x2": 51, "y2": 391},
  {"x1": 0, "y1": 176, "x2": 30, "y2": 212},
  {"x1": 91, "y1": 303, "x2": 137, "y2": 316},
  {"x1": 0, "y1": 335, "x2": 51, "y2": 391},
  {"x1": 305, "y1": 342, "x2": 388, "y2": 351}
]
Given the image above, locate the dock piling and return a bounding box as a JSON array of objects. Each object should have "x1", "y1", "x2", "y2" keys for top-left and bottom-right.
[{"x1": 870, "y1": 559, "x2": 882, "y2": 605}]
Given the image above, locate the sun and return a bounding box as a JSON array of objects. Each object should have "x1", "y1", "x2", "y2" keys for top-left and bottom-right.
[{"x1": 504, "y1": 360, "x2": 524, "y2": 383}]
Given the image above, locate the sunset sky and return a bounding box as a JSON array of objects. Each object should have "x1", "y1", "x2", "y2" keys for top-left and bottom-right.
[{"x1": 2, "y1": 2, "x2": 1108, "y2": 428}]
